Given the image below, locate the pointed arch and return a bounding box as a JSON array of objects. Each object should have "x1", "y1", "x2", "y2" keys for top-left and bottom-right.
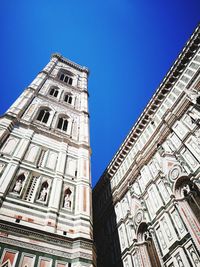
[
  {"x1": 58, "y1": 69, "x2": 74, "y2": 86},
  {"x1": 174, "y1": 176, "x2": 200, "y2": 248},
  {"x1": 13, "y1": 173, "x2": 25, "y2": 194},
  {"x1": 64, "y1": 93, "x2": 73, "y2": 104},
  {"x1": 137, "y1": 222, "x2": 161, "y2": 267},
  {"x1": 64, "y1": 188, "x2": 72, "y2": 196},
  {"x1": 173, "y1": 175, "x2": 190, "y2": 198},
  {"x1": 63, "y1": 187, "x2": 72, "y2": 208},
  {"x1": 49, "y1": 86, "x2": 59, "y2": 98},
  {"x1": 34, "y1": 104, "x2": 56, "y2": 126},
  {"x1": 174, "y1": 176, "x2": 200, "y2": 223},
  {"x1": 36, "y1": 108, "x2": 50, "y2": 123},
  {"x1": 57, "y1": 116, "x2": 69, "y2": 132},
  {"x1": 38, "y1": 180, "x2": 49, "y2": 202}
]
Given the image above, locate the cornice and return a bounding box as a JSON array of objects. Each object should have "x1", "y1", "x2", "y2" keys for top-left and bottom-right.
[
  {"x1": 106, "y1": 24, "x2": 200, "y2": 177},
  {"x1": 109, "y1": 99, "x2": 191, "y2": 198},
  {"x1": 51, "y1": 53, "x2": 89, "y2": 75},
  {"x1": 0, "y1": 220, "x2": 93, "y2": 248}
]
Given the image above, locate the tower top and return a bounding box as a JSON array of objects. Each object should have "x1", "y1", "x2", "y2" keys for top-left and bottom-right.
[{"x1": 51, "y1": 53, "x2": 89, "y2": 74}]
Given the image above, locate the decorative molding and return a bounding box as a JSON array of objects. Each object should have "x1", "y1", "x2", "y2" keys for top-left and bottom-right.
[
  {"x1": 51, "y1": 53, "x2": 89, "y2": 74},
  {"x1": 0, "y1": 221, "x2": 93, "y2": 250},
  {"x1": 106, "y1": 24, "x2": 200, "y2": 177},
  {"x1": 0, "y1": 236, "x2": 93, "y2": 261}
]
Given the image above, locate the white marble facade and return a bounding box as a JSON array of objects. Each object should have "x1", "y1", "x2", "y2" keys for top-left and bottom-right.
[
  {"x1": 0, "y1": 54, "x2": 94, "y2": 267},
  {"x1": 93, "y1": 25, "x2": 200, "y2": 267}
]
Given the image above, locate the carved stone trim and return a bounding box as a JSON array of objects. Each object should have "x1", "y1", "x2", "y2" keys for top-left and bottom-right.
[
  {"x1": 0, "y1": 222, "x2": 93, "y2": 250},
  {"x1": 0, "y1": 236, "x2": 92, "y2": 261},
  {"x1": 168, "y1": 165, "x2": 183, "y2": 182},
  {"x1": 51, "y1": 53, "x2": 89, "y2": 74}
]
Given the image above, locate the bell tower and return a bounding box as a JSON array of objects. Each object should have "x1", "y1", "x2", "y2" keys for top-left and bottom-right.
[{"x1": 0, "y1": 54, "x2": 94, "y2": 267}]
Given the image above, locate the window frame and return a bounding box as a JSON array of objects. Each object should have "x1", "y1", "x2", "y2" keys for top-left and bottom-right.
[
  {"x1": 36, "y1": 108, "x2": 51, "y2": 124},
  {"x1": 57, "y1": 116, "x2": 69, "y2": 132},
  {"x1": 64, "y1": 94, "x2": 73, "y2": 104},
  {"x1": 58, "y1": 72, "x2": 73, "y2": 86},
  {"x1": 49, "y1": 87, "x2": 59, "y2": 98}
]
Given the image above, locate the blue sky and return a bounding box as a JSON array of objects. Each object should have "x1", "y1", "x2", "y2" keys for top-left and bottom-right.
[{"x1": 0, "y1": 0, "x2": 199, "y2": 186}]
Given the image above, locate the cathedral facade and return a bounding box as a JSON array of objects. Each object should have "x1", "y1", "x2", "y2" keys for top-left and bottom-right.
[
  {"x1": 0, "y1": 54, "x2": 94, "y2": 266},
  {"x1": 93, "y1": 25, "x2": 200, "y2": 267}
]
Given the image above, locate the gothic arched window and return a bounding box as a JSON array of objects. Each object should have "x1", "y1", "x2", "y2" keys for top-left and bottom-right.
[
  {"x1": 137, "y1": 223, "x2": 161, "y2": 267},
  {"x1": 182, "y1": 182, "x2": 200, "y2": 223},
  {"x1": 61, "y1": 75, "x2": 72, "y2": 85},
  {"x1": 49, "y1": 87, "x2": 59, "y2": 98},
  {"x1": 36, "y1": 109, "x2": 50, "y2": 124},
  {"x1": 57, "y1": 117, "x2": 68, "y2": 132},
  {"x1": 60, "y1": 74, "x2": 65, "y2": 81},
  {"x1": 64, "y1": 94, "x2": 73, "y2": 104},
  {"x1": 58, "y1": 70, "x2": 73, "y2": 86}
]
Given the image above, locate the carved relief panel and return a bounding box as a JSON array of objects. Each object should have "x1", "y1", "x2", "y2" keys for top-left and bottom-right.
[
  {"x1": 0, "y1": 136, "x2": 20, "y2": 156},
  {"x1": 65, "y1": 156, "x2": 77, "y2": 178},
  {"x1": 24, "y1": 143, "x2": 58, "y2": 171},
  {"x1": 24, "y1": 144, "x2": 41, "y2": 164}
]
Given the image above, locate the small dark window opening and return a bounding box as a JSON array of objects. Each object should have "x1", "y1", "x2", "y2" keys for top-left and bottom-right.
[
  {"x1": 43, "y1": 112, "x2": 50, "y2": 123},
  {"x1": 196, "y1": 96, "x2": 200, "y2": 105},
  {"x1": 59, "y1": 73, "x2": 73, "y2": 86},
  {"x1": 55, "y1": 90, "x2": 58, "y2": 97},
  {"x1": 37, "y1": 109, "x2": 50, "y2": 124},
  {"x1": 60, "y1": 74, "x2": 65, "y2": 81},
  {"x1": 63, "y1": 231, "x2": 67, "y2": 236},
  {"x1": 15, "y1": 218, "x2": 20, "y2": 223},
  {"x1": 37, "y1": 109, "x2": 45, "y2": 121},
  {"x1": 64, "y1": 76, "x2": 69, "y2": 83},
  {"x1": 57, "y1": 117, "x2": 68, "y2": 132},
  {"x1": 57, "y1": 118, "x2": 63, "y2": 129},
  {"x1": 63, "y1": 120, "x2": 68, "y2": 131},
  {"x1": 64, "y1": 95, "x2": 72, "y2": 104},
  {"x1": 49, "y1": 88, "x2": 59, "y2": 97}
]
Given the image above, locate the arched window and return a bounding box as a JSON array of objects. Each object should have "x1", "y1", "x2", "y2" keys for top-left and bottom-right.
[
  {"x1": 174, "y1": 177, "x2": 200, "y2": 249},
  {"x1": 137, "y1": 223, "x2": 161, "y2": 267},
  {"x1": 182, "y1": 182, "x2": 200, "y2": 223},
  {"x1": 58, "y1": 70, "x2": 73, "y2": 86},
  {"x1": 60, "y1": 74, "x2": 65, "y2": 81},
  {"x1": 36, "y1": 109, "x2": 50, "y2": 123},
  {"x1": 57, "y1": 117, "x2": 68, "y2": 132},
  {"x1": 49, "y1": 87, "x2": 59, "y2": 98},
  {"x1": 60, "y1": 75, "x2": 73, "y2": 85},
  {"x1": 63, "y1": 76, "x2": 73, "y2": 85},
  {"x1": 64, "y1": 94, "x2": 73, "y2": 104}
]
